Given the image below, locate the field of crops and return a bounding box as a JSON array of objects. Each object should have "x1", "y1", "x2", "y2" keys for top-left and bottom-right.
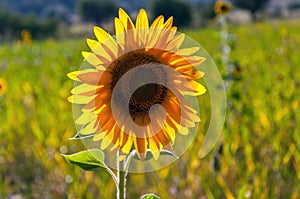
[{"x1": 0, "y1": 19, "x2": 300, "y2": 198}]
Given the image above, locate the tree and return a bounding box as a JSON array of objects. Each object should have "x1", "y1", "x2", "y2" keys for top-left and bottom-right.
[
  {"x1": 233, "y1": 0, "x2": 270, "y2": 21},
  {"x1": 0, "y1": 8, "x2": 58, "y2": 40},
  {"x1": 149, "y1": 0, "x2": 192, "y2": 27},
  {"x1": 199, "y1": 2, "x2": 216, "y2": 20},
  {"x1": 78, "y1": 0, "x2": 117, "y2": 24}
]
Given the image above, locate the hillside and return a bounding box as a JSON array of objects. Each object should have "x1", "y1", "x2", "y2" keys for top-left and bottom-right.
[{"x1": 3, "y1": 0, "x2": 298, "y2": 20}]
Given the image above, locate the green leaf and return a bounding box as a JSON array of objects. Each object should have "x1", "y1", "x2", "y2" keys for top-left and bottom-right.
[
  {"x1": 140, "y1": 193, "x2": 160, "y2": 199},
  {"x1": 133, "y1": 149, "x2": 179, "y2": 161},
  {"x1": 62, "y1": 149, "x2": 106, "y2": 170}
]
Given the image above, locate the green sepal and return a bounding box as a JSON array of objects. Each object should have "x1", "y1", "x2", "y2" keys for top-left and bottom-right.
[
  {"x1": 69, "y1": 132, "x2": 94, "y2": 140},
  {"x1": 133, "y1": 149, "x2": 179, "y2": 161},
  {"x1": 140, "y1": 193, "x2": 160, "y2": 199},
  {"x1": 69, "y1": 124, "x2": 94, "y2": 140}
]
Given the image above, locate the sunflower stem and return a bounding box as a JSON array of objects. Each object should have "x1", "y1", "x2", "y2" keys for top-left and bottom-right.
[
  {"x1": 117, "y1": 150, "x2": 126, "y2": 199},
  {"x1": 124, "y1": 150, "x2": 135, "y2": 172},
  {"x1": 119, "y1": 168, "x2": 126, "y2": 199},
  {"x1": 106, "y1": 167, "x2": 118, "y2": 188}
]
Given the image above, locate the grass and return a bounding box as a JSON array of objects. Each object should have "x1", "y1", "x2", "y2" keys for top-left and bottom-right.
[{"x1": 0, "y1": 20, "x2": 299, "y2": 198}]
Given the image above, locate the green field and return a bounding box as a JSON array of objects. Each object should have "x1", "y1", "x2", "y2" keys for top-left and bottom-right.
[{"x1": 0, "y1": 20, "x2": 300, "y2": 198}]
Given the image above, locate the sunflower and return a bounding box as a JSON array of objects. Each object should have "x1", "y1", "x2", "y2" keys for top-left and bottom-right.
[
  {"x1": 68, "y1": 8, "x2": 206, "y2": 160},
  {"x1": 214, "y1": 0, "x2": 232, "y2": 15},
  {"x1": 21, "y1": 29, "x2": 32, "y2": 46},
  {"x1": 0, "y1": 78, "x2": 8, "y2": 95}
]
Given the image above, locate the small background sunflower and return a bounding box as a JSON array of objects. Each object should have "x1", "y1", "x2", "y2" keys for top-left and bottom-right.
[
  {"x1": 0, "y1": 78, "x2": 8, "y2": 95},
  {"x1": 214, "y1": 0, "x2": 232, "y2": 15}
]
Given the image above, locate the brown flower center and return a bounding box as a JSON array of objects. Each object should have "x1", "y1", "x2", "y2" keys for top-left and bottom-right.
[
  {"x1": 108, "y1": 50, "x2": 168, "y2": 123},
  {"x1": 221, "y1": 5, "x2": 228, "y2": 12}
]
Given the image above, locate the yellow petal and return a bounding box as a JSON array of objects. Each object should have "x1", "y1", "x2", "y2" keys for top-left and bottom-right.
[
  {"x1": 151, "y1": 15, "x2": 164, "y2": 28},
  {"x1": 94, "y1": 26, "x2": 110, "y2": 43},
  {"x1": 136, "y1": 9, "x2": 149, "y2": 45},
  {"x1": 134, "y1": 137, "x2": 147, "y2": 161},
  {"x1": 184, "y1": 104, "x2": 198, "y2": 114},
  {"x1": 163, "y1": 16, "x2": 173, "y2": 29},
  {"x1": 121, "y1": 134, "x2": 134, "y2": 153},
  {"x1": 100, "y1": 42, "x2": 117, "y2": 61},
  {"x1": 115, "y1": 17, "x2": 124, "y2": 34},
  {"x1": 82, "y1": 51, "x2": 104, "y2": 67},
  {"x1": 114, "y1": 17, "x2": 125, "y2": 44},
  {"x1": 67, "y1": 69, "x2": 104, "y2": 82},
  {"x1": 181, "y1": 109, "x2": 201, "y2": 126},
  {"x1": 86, "y1": 41, "x2": 115, "y2": 62},
  {"x1": 163, "y1": 143, "x2": 173, "y2": 151},
  {"x1": 118, "y1": 8, "x2": 135, "y2": 30},
  {"x1": 177, "y1": 47, "x2": 200, "y2": 56},
  {"x1": 182, "y1": 70, "x2": 204, "y2": 80},
  {"x1": 106, "y1": 125, "x2": 119, "y2": 148},
  {"x1": 147, "y1": 28, "x2": 164, "y2": 48},
  {"x1": 93, "y1": 27, "x2": 118, "y2": 53},
  {"x1": 118, "y1": 124, "x2": 126, "y2": 145},
  {"x1": 179, "y1": 127, "x2": 189, "y2": 135},
  {"x1": 186, "y1": 56, "x2": 207, "y2": 66},
  {"x1": 71, "y1": 83, "x2": 97, "y2": 95},
  {"x1": 100, "y1": 137, "x2": 111, "y2": 150},
  {"x1": 152, "y1": 151, "x2": 160, "y2": 160},
  {"x1": 67, "y1": 71, "x2": 79, "y2": 81},
  {"x1": 156, "y1": 130, "x2": 171, "y2": 147},
  {"x1": 166, "y1": 27, "x2": 177, "y2": 42},
  {"x1": 148, "y1": 138, "x2": 160, "y2": 160},
  {"x1": 190, "y1": 80, "x2": 206, "y2": 95},
  {"x1": 80, "y1": 119, "x2": 97, "y2": 135},
  {"x1": 167, "y1": 33, "x2": 185, "y2": 51},
  {"x1": 67, "y1": 95, "x2": 93, "y2": 104},
  {"x1": 75, "y1": 111, "x2": 95, "y2": 125},
  {"x1": 110, "y1": 143, "x2": 119, "y2": 152},
  {"x1": 118, "y1": 155, "x2": 127, "y2": 161},
  {"x1": 95, "y1": 46, "x2": 114, "y2": 63},
  {"x1": 163, "y1": 124, "x2": 176, "y2": 144},
  {"x1": 93, "y1": 131, "x2": 106, "y2": 141},
  {"x1": 173, "y1": 57, "x2": 206, "y2": 72},
  {"x1": 177, "y1": 80, "x2": 206, "y2": 96},
  {"x1": 166, "y1": 113, "x2": 180, "y2": 131},
  {"x1": 76, "y1": 70, "x2": 103, "y2": 85},
  {"x1": 86, "y1": 39, "x2": 100, "y2": 51},
  {"x1": 93, "y1": 104, "x2": 107, "y2": 115},
  {"x1": 136, "y1": 9, "x2": 149, "y2": 29}
]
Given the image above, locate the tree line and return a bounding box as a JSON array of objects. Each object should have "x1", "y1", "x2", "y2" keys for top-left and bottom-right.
[
  {"x1": 78, "y1": 0, "x2": 271, "y2": 26},
  {"x1": 0, "y1": 0, "x2": 273, "y2": 40}
]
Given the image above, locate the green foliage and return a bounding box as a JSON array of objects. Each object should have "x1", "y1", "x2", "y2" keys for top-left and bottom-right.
[
  {"x1": 0, "y1": 40, "x2": 85, "y2": 198},
  {"x1": 77, "y1": 0, "x2": 117, "y2": 24},
  {"x1": 0, "y1": 20, "x2": 300, "y2": 198},
  {"x1": 233, "y1": 0, "x2": 270, "y2": 20},
  {"x1": 288, "y1": 2, "x2": 300, "y2": 10},
  {"x1": 63, "y1": 149, "x2": 106, "y2": 170},
  {"x1": 198, "y1": 2, "x2": 216, "y2": 20},
  {"x1": 141, "y1": 193, "x2": 160, "y2": 199},
  {"x1": 2, "y1": 0, "x2": 76, "y2": 18},
  {"x1": 149, "y1": 0, "x2": 192, "y2": 27},
  {"x1": 0, "y1": 9, "x2": 58, "y2": 40},
  {"x1": 186, "y1": 20, "x2": 300, "y2": 198}
]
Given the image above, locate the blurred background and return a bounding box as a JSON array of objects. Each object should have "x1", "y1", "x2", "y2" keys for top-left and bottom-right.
[{"x1": 0, "y1": 0, "x2": 300, "y2": 198}]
